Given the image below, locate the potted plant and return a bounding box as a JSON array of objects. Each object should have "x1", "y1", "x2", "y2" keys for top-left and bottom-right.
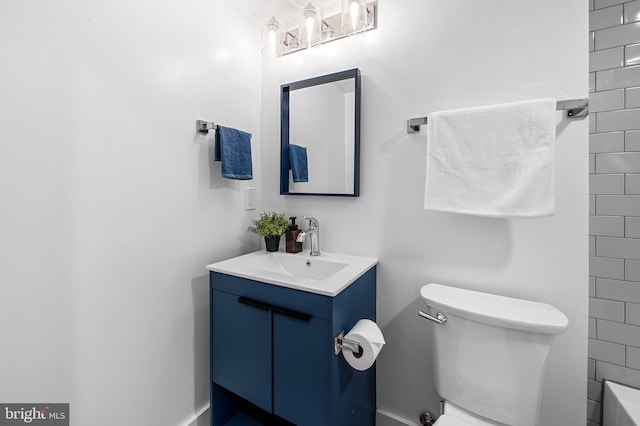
[{"x1": 248, "y1": 211, "x2": 290, "y2": 252}]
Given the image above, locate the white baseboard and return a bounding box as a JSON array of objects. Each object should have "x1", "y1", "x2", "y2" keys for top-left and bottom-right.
[
  {"x1": 179, "y1": 403, "x2": 210, "y2": 426},
  {"x1": 181, "y1": 405, "x2": 415, "y2": 426},
  {"x1": 376, "y1": 409, "x2": 420, "y2": 426}
]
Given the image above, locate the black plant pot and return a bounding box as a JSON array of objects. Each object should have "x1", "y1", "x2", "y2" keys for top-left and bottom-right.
[{"x1": 264, "y1": 235, "x2": 281, "y2": 252}]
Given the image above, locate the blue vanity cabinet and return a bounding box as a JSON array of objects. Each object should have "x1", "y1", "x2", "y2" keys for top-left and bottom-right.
[{"x1": 210, "y1": 266, "x2": 376, "y2": 426}]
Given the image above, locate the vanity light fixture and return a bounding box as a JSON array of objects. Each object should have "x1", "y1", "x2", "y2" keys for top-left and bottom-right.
[
  {"x1": 260, "y1": 0, "x2": 377, "y2": 58},
  {"x1": 260, "y1": 16, "x2": 283, "y2": 58}
]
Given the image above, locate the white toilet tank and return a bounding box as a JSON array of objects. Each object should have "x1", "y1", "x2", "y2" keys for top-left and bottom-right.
[{"x1": 420, "y1": 284, "x2": 568, "y2": 426}]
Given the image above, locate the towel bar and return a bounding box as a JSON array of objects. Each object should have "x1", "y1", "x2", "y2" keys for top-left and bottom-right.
[
  {"x1": 196, "y1": 120, "x2": 253, "y2": 137},
  {"x1": 406, "y1": 98, "x2": 589, "y2": 133}
]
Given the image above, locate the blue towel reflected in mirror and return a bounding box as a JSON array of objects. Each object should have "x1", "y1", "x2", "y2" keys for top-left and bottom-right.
[
  {"x1": 289, "y1": 144, "x2": 308, "y2": 183},
  {"x1": 214, "y1": 125, "x2": 253, "y2": 180}
]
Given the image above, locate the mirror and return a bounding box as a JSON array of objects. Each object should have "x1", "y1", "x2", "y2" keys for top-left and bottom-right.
[{"x1": 280, "y1": 68, "x2": 360, "y2": 196}]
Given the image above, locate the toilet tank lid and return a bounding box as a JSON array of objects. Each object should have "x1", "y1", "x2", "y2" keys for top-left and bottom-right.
[{"x1": 420, "y1": 283, "x2": 569, "y2": 335}]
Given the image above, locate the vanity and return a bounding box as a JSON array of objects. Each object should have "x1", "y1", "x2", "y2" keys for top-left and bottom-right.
[{"x1": 206, "y1": 251, "x2": 378, "y2": 426}]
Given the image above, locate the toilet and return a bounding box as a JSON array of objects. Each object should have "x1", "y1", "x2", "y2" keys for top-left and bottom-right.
[{"x1": 420, "y1": 283, "x2": 569, "y2": 426}]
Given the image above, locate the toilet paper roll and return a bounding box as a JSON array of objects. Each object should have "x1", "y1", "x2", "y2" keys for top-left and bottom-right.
[{"x1": 342, "y1": 319, "x2": 385, "y2": 371}]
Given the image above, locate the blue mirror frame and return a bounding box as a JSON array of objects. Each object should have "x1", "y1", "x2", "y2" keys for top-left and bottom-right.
[{"x1": 280, "y1": 68, "x2": 361, "y2": 197}]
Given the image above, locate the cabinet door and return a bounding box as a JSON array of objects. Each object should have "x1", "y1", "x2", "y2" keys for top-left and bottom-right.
[
  {"x1": 273, "y1": 310, "x2": 329, "y2": 426},
  {"x1": 211, "y1": 290, "x2": 272, "y2": 413}
]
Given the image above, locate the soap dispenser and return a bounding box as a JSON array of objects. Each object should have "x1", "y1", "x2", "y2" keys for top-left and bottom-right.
[{"x1": 285, "y1": 217, "x2": 303, "y2": 253}]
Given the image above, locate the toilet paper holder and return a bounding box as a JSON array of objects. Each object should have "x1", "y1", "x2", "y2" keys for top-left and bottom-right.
[{"x1": 334, "y1": 331, "x2": 363, "y2": 356}]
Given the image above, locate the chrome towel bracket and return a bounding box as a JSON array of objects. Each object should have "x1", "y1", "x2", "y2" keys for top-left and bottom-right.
[
  {"x1": 196, "y1": 119, "x2": 217, "y2": 134},
  {"x1": 334, "y1": 331, "x2": 362, "y2": 356},
  {"x1": 407, "y1": 116, "x2": 428, "y2": 133},
  {"x1": 557, "y1": 98, "x2": 589, "y2": 118},
  {"x1": 418, "y1": 310, "x2": 447, "y2": 325}
]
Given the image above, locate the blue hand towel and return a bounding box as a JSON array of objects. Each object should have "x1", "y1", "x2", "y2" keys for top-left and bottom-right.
[
  {"x1": 289, "y1": 144, "x2": 308, "y2": 183},
  {"x1": 214, "y1": 125, "x2": 253, "y2": 180}
]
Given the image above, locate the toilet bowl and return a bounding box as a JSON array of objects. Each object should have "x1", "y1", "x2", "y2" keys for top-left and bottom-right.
[{"x1": 420, "y1": 283, "x2": 568, "y2": 426}]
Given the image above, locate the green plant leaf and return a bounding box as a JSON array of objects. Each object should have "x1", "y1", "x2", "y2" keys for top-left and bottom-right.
[{"x1": 248, "y1": 211, "x2": 290, "y2": 238}]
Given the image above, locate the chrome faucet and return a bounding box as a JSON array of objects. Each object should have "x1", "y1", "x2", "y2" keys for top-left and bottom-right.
[{"x1": 296, "y1": 216, "x2": 320, "y2": 256}]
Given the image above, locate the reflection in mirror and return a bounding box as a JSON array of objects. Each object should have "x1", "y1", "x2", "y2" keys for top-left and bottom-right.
[{"x1": 280, "y1": 69, "x2": 360, "y2": 196}]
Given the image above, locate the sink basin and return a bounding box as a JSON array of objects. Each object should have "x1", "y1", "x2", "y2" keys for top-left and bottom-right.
[
  {"x1": 265, "y1": 252, "x2": 348, "y2": 280},
  {"x1": 206, "y1": 251, "x2": 378, "y2": 296}
]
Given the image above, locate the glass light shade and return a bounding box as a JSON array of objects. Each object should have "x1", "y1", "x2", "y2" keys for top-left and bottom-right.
[
  {"x1": 341, "y1": 0, "x2": 367, "y2": 36},
  {"x1": 299, "y1": 3, "x2": 323, "y2": 48},
  {"x1": 261, "y1": 16, "x2": 282, "y2": 58}
]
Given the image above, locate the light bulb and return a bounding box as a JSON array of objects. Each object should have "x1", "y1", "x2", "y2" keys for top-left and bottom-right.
[
  {"x1": 268, "y1": 29, "x2": 277, "y2": 50},
  {"x1": 306, "y1": 17, "x2": 315, "y2": 45},
  {"x1": 350, "y1": 1, "x2": 360, "y2": 30}
]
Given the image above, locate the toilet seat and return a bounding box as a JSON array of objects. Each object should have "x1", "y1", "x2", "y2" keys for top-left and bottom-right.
[{"x1": 433, "y1": 402, "x2": 504, "y2": 426}]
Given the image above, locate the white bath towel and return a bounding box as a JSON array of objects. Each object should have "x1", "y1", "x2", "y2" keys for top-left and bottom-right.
[{"x1": 424, "y1": 98, "x2": 556, "y2": 218}]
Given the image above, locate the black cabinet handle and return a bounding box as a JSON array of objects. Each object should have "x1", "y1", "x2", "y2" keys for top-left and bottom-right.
[
  {"x1": 237, "y1": 296, "x2": 310, "y2": 321},
  {"x1": 237, "y1": 296, "x2": 270, "y2": 311},
  {"x1": 271, "y1": 305, "x2": 311, "y2": 322}
]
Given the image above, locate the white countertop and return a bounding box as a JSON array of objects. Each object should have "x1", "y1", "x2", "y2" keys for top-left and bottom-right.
[{"x1": 206, "y1": 250, "x2": 378, "y2": 297}]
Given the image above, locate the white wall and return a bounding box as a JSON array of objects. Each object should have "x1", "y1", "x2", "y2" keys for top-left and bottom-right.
[
  {"x1": 261, "y1": 0, "x2": 588, "y2": 424},
  {"x1": 0, "y1": 1, "x2": 260, "y2": 425}
]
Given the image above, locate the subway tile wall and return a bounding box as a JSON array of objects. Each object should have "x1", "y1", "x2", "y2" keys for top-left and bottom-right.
[{"x1": 589, "y1": 1, "x2": 640, "y2": 424}]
